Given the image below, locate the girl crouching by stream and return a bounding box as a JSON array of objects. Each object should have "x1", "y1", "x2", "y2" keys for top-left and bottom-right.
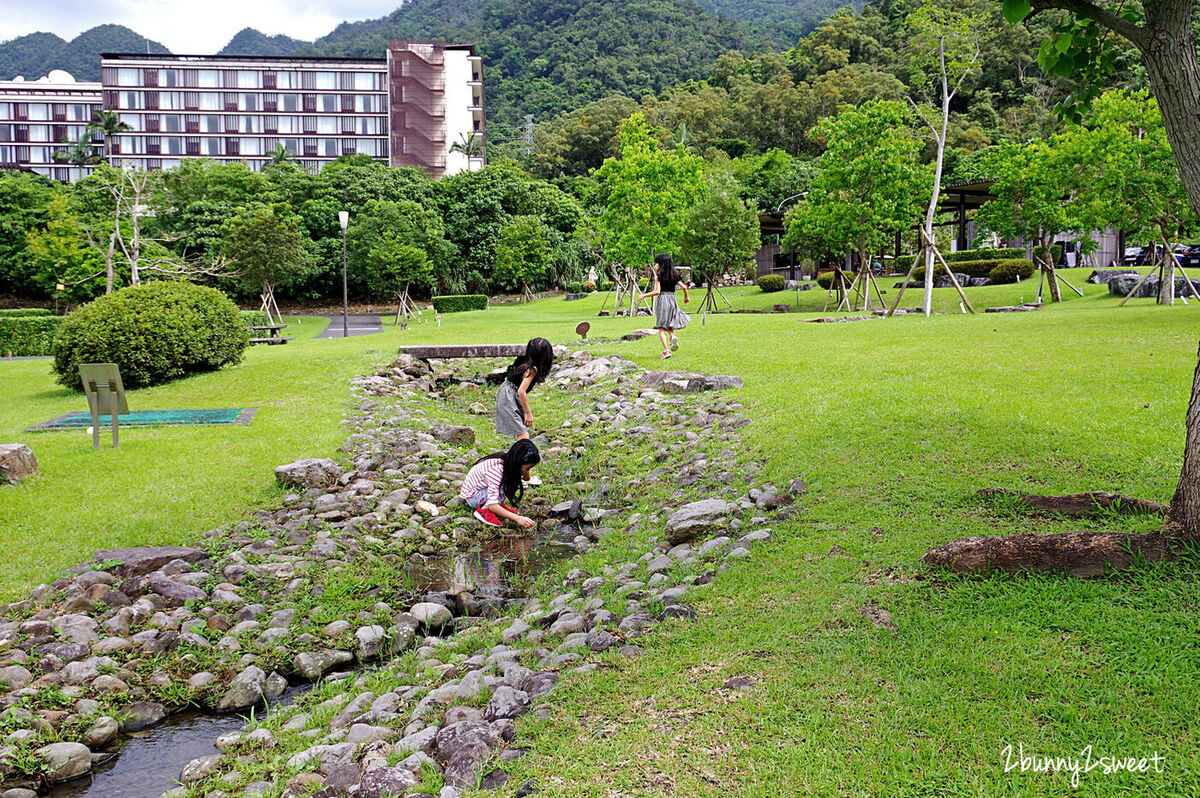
[{"x1": 460, "y1": 439, "x2": 540, "y2": 529}]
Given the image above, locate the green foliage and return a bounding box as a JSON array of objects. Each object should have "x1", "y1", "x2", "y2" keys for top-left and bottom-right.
[
  {"x1": 987, "y1": 258, "x2": 1035, "y2": 283},
  {"x1": 51, "y1": 281, "x2": 249, "y2": 390},
  {"x1": 944, "y1": 247, "x2": 1024, "y2": 263},
  {"x1": 592, "y1": 114, "x2": 708, "y2": 272},
  {"x1": 222, "y1": 203, "x2": 313, "y2": 297},
  {"x1": 0, "y1": 25, "x2": 170, "y2": 82},
  {"x1": 678, "y1": 175, "x2": 760, "y2": 284},
  {"x1": 431, "y1": 295, "x2": 489, "y2": 313},
  {"x1": 0, "y1": 317, "x2": 63, "y2": 356},
  {"x1": 240, "y1": 310, "x2": 270, "y2": 327},
  {"x1": 0, "y1": 308, "x2": 52, "y2": 317},
  {"x1": 493, "y1": 216, "x2": 553, "y2": 296},
  {"x1": 368, "y1": 234, "x2": 433, "y2": 299},
  {"x1": 0, "y1": 170, "x2": 61, "y2": 296},
  {"x1": 784, "y1": 101, "x2": 930, "y2": 261},
  {"x1": 815, "y1": 270, "x2": 847, "y2": 289},
  {"x1": 348, "y1": 199, "x2": 453, "y2": 298},
  {"x1": 757, "y1": 274, "x2": 785, "y2": 292},
  {"x1": 25, "y1": 194, "x2": 107, "y2": 303}
]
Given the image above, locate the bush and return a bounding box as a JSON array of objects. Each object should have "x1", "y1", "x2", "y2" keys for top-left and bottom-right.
[
  {"x1": 0, "y1": 308, "x2": 52, "y2": 318},
  {"x1": 0, "y1": 317, "x2": 63, "y2": 356},
  {"x1": 51, "y1": 281, "x2": 249, "y2": 391},
  {"x1": 988, "y1": 259, "x2": 1036, "y2": 284},
  {"x1": 913, "y1": 259, "x2": 999, "y2": 281},
  {"x1": 944, "y1": 247, "x2": 1023, "y2": 263},
  {"x1": 1033, "y1": 244, "x2": 1064, "y2": 266},
  {"x1": 816, "y1": 270, "x2": 849, "y2": 289},
  {"x1": 597, "y1": 281, "x2": 614, "y2": 292},
  {"x1": 431, "y1": 295, "x2": 488, "y2": 313},
  {"x1": 240, "y1": 310, "x2": 270, "y2": 327},
  {"x1": 563, "y1": 281, "x2": 585, "y2": 294},
  {"x1": 757, "y1": 274, "x2": 786, "y2": 292}
]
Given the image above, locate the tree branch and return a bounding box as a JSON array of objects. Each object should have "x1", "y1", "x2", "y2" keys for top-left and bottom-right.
[{"x1": 1031, "y1": 0, "x2": 1149, "y2": 50}]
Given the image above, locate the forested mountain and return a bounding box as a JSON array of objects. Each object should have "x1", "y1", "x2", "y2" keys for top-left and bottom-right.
[
  {"x1": 697, "y1": 0, "x2": 866, "y2": 44},
  {"x1": 220, "y1": 28, "x2": 309, "y2": 57},
  {"x1": 0, "y1": 25, "x2": 170, "y2": 81}
]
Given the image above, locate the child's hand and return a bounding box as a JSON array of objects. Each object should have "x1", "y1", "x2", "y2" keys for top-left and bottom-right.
[
  {"x1": 516, "y1": 515, "x2": 536, "y2": 530},
  {"x1": 524, "y1": 412, "x2": 533, "y2": 426},
  {"x1": 684, "y1": 297, "x2": 690, "y2": 304}
]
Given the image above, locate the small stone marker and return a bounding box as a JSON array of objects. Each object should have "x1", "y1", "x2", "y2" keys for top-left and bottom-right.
[
  {"x1": 0, "y1": 443, "x2": 37, "y2": 483},
  {"x1": 575, "y1": 321, "x2": 590, "y2": 340}
]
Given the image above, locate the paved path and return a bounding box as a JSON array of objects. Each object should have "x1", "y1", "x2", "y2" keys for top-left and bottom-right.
[{"x1": 316, "y1": 314, "x2": 384, "y2": 338}]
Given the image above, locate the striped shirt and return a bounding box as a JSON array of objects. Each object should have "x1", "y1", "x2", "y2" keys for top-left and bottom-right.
[{"x1": 460, "y1": 458, "x2": 505, "y2": 506}]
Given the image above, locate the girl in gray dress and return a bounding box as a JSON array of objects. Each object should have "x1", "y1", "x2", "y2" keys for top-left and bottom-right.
[
  {"x1": 642, "y1": 253, "x2": 690, "y2": 359},
  {"x1": 495, "y1": 337, "x2": 554, "y2": 441}
]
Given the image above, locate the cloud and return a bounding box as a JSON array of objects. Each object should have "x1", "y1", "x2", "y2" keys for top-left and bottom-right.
[{"x1": 0, "y1": 0, "x2": 399, "y2": 54}]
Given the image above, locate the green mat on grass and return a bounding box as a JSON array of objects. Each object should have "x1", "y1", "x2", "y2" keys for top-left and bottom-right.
[{"x1": 28, "y1": 408, "x2": 256, "y2": 431}]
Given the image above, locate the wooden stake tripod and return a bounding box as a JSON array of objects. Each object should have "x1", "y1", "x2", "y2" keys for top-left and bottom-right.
[
  {"x1": 1118, "y1": 235, "x2": 1200, "y2": 306},
  {"x1": 394, "y1": 284, "x2": 419, "y2": 328},
  {"x1": 598, "y1": 264, "x2": 653, "y2": 318},
  {"x1": 886, "y1": 228, "x2": 976, "y2": 317},
  {"x1": 259, "y1": 281, "x2": 284, "y2": 326}
]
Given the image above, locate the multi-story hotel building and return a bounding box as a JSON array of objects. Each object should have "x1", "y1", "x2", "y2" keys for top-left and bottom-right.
[
  {"x1": 0, "y1": 41, "x2": 484, "y2": 180},
  {"x1": 0, "y1": 70, "x2": 104, "y2": 182}
]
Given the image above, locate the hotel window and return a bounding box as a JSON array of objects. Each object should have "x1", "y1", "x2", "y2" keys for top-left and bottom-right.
[
  {"x1": 161, "y1": 70, "x2": 179, "y2": 87},
  {"x1": 198, "y1": 70, "x2": 219, "y2": 88},
  {"x1": 28, "y1": 104, "x2": 49, "y2": 121},
  {"x1": 321, "y1": 138, "x2": 338, "y2": 156},
  {"x1": 317, "y1": 117, "x2": 337, "y2": 134},
  {"x1": 120, "y1": 91, "x2": 140, "y2": 109},
  {"x1": 163, "y1": 115, "x2": 181, "y2": 133},
  {"x1": 241, "y1": 138, "x2": 262, "y2": 156},
  {"x1": 277, "y1": 71, "x2": 299, "y2": 90},
  {"x1": 281, "y1": 94, "x2": 300, "y2": 112},
  {"x1": 280, "y1": 138, "x2": 299, "y2": 154},
  {"x1": 164, "y1": 137, "x2": 182, "y2": 155},
  {"x1": 240, "y1": 94, "x2": 259, "y2": 112},
  {"x1": 239, "y1": 116, "x2": 261, "y2": 134},
  {"x1": 199, "y1": 93, "x2": 220, "y2": 111},
  {"x1": 226, "y1": 138, "x2": 239, "y2": 155},
  {"x1": 238, "y1": 70, "x2": 260, "y2": 89},
  {"x1": 314, "y1": 72, "x2": 336, "y2": 90},
  {"x1": 341, "y1": 139, "x2": 356, "y2": 155},
  {"x1": 354, "y1": 73, "x2": 378, "y2": 91},
  {"x1": 319, "y1": 95, "x2": 337, "y2": 113},
  {"x1": 355, "y1": 95, "x2": 381, "y2": 113},
  {"x1": 30, "y1": 126, "x2": 49, "y2": 142},
  {"x1": 203, "y1": 115, "x2": 221, "y2": 133},
  {"x1": 31, "y1": 147, "x2": 50, "y2": 162},
  {"x1": 356, "y1": 117, "x2": 380, "y2": 135},
  {"x1": 161, "y1": 92, "x2": 183, "y2": 110},
  {"x1": 277, "y1": 116, "x2": 299, "y2": 134},
  {"x1": 203, "y1": 137, "x2": 221, "y2": 155},
  {"x1": 0, "y1": 126, "x2": 10, "y2": 142},
  {"x1": 119, "y1": 113, "x2": 137, "y2": 127},
  {"x1": 116, "y1": 68, "x2": 139, "y2": 86}
]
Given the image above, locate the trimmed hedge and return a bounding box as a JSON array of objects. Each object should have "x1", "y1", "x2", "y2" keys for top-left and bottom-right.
[
  {"x1": 914, "y1": 259, "x2": 994, "y2": 281},
  {"x1": 988, "y1": 259, "x2": 1036, "y2": 284},
  {"x1": 0, "y1": 317, "x2": 64, "y2": 356},
  {"x1": 52, "y1": 281, "x2": 249, "y2": 391},
  {"x1": 432, "y1": 295, "x2": 489, "y2": 313},
  {"x1": 0, "y1": 308, "x2": 52, "y2": 318},
  {"x1": 563, "y1": 281, "x2": 586, "y2": 294},
  {"x1": 240, "y1": 310, "x2": 270, "y2": 327},
  {"x1": 944, "y1": 247, "x2": 1023, "y2": 263},
  {"x1": 757, "y1": 274, "x2": 785, "y2": 292}
]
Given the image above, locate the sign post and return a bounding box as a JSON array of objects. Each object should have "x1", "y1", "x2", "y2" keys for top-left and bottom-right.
[{"x1": 79, "y1": 364, "x2": 128, "y2": 449}]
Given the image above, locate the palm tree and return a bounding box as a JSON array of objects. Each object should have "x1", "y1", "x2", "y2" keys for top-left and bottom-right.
[
  {"x1": 449, "y1": 131, "x2": 485, "y2": 170},
  {"x1": 267, "y1": 142, "x2": 295, "y2": 167},
  {"x1": 53, "y1": 132, "x2": 102, "y2": 169},
  {"x1": 87, "y1": 110, "x2": 132, "y2": 166}
]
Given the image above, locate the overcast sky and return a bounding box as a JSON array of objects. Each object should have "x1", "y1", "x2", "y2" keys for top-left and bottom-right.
[{"x1": 0, "y1": 0, "x2": 401, "y2": 54}]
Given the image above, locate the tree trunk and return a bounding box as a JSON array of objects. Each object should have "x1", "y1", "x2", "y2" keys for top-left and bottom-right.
[
  {"x1": 105, "y1": 230, "x2": 117, "y2": 294},
  {"x1": 1140, "y1": 15, "x2": 1200, "y2": 215},
  {"x1": 1165, "y1": 339, "x2": 1200, "y2": 537},
  {"x1": 921, "y1": 529, "x2": 1179, "y2": 577},
  {"x1": 1159, "y1": 245, "x2": 1176, "y2": 305}
]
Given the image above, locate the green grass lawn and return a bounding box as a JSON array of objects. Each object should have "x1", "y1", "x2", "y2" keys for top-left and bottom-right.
[{"x1": 3, "y1": 273, "x2": 1199, "y2": 794}]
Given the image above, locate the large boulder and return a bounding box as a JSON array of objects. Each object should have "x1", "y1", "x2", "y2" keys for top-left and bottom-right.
[
  {"x1": 93, "y1": 546, "x2": 206, "y2": 578},
  {"x1": 293, "y1": 650, "x2": 353, "y2": 680},
  {"x1": 409, "y1": 602, "x2": 453, "y2": 628},
  {"x1": 664, "y1": 498, "x2": 737, "y2": 545},
  {"x1": 352, "y1": 766, "x2": 419, "y2": 798},
  {"x1": 275, "y1": 458, "x2": 342, "y2": 489},
  {"x1": 0, "y1": 444, "x2": 37, "y2": 484},
  {"x1": 216, "y1": 665, "x2": 266, "y2": 711},
  {"x1": 37, "y1": 742, "x2": 92, "y2": 782},
  {"x1": 431, "y1": 424, "x2": 475, "y2": 447},
  {"x1": 1087, "y1": 268, "x2": 1137, "y2": 285}
]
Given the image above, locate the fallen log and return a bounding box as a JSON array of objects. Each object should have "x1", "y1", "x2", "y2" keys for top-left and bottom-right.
[
  {"x1": 921, "y1": 529, "x2": 1180, "y2": 578},
  {"x1": 978, "y1": 489, "x2": 1168, "y2": 517}
]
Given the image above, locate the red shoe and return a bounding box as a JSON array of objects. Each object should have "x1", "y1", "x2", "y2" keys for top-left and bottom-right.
[
  {"x1": 499, "y1": 502, "x2": 517, "y2": 515},
  {"x1": 473, "y1": 507, "x2": 503, "y2": 527}
]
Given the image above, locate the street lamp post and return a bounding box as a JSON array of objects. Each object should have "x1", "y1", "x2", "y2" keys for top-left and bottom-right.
[{"x1": 338, "y1": 211, "x2": 349, "y2": 338}]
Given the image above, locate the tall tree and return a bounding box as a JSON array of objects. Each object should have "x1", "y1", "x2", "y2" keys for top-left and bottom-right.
[
  {"x1": 367, "y1": 233, "x2": 432, "y2": 325},
  {"x1": 492, "y1": 216, "x2": 552, "y2": 301},
  {"x1": 86, "y1": 109, "x2": 131, "y2": 166},
  {"x1": 906, "y1": 0, "x2": 983, "y2": 316},
  {"x1": 222, "y1": 202, "x2": 312, "y2": 324},
  {"x1": 679, "y1": 175, "x2": 761, "y2": 297}
]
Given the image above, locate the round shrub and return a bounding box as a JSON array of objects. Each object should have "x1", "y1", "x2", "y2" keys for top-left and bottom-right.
[
  {"x1": 987, "y1": 258, "x2": 1036, "y2": 284},
  {"x1": 816, "y1": 270, "x2": 850, "y2": 289},
  {"x1": 757, "y1": 274, "x2": 785, "y2": 293},
  {"x1": 52, "y1": 281, "x2": 249, "y2": 391}
]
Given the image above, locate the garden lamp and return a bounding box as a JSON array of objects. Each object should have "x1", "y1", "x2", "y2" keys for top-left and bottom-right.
[{"x1": 338, "y1": 211, "x2": 349, "y2": 337}]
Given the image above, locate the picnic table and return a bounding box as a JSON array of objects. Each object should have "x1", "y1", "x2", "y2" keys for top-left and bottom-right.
[{"x1": 248, "y1": 325, "x2": 293, "y2": 345}]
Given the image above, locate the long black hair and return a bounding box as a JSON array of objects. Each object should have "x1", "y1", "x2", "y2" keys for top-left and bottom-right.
[
  {"x1": 506, "y1": 337, "x2": 554, "y2": 389},
  {"x1": 474, "y1": 439, "x2": 541, "y2": 505},
  {"x1": 654, "y1": 253, "x2": 680, "y2": 287}
]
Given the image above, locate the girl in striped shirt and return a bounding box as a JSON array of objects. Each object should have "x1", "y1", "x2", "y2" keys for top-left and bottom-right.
[{"x1": 459, "y1": 439, "x2": 540, "y2": 528}]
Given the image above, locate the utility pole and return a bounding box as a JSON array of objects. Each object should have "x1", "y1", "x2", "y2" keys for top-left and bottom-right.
[{"x1": 523, "y1": 114, "x2": 534, "y2": 156}]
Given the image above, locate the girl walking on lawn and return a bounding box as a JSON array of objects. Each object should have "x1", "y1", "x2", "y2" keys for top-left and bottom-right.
[
  {"x1": 495, "y1": 337, "x2": 553, "y2": 441},
  {"x1": 643, "y1": 253, "x2": 690, "y2": 359},
  {"x1": 460, "y1": 439, "x2": 541, "y2": 528}
]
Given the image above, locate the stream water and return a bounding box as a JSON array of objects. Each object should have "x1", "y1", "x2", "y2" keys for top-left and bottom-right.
[{"x1": 43, "y1": 532, "x2": 575, "y2": 797}]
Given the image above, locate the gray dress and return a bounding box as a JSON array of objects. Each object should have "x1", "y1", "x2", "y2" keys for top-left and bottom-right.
[
  {"x1": 654, "y1": 292, "x2": 689, "y2": 330},
  {"x1": 495, "y1": 379, "x2": 528, "y2": 437}
]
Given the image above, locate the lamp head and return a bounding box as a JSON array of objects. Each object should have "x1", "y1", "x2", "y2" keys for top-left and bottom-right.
[{"x1": 338, "y1": 211, "x2": 349, "y2": 232}]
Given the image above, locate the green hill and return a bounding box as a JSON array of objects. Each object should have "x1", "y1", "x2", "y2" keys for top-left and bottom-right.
[
  {"x1": 220, "y1": 28, "x2": 310, "y2": 57},
  {"x1": 0, "y1": 25, "x2": 170, "y2": 81}
]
